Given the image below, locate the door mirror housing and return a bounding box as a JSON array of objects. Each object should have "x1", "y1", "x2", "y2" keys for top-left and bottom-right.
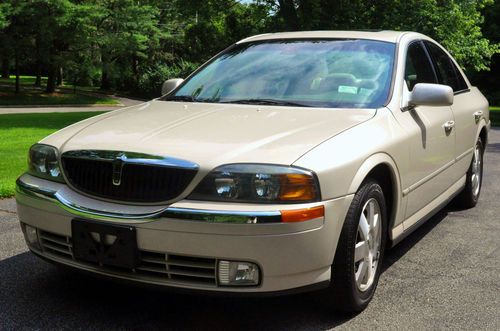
[
  {"x1": 161, "y1": 78, "x2": 184, "y2": 95},
  {"x1": 406, "y1": 83, "x2": 453, "y2": 110}
]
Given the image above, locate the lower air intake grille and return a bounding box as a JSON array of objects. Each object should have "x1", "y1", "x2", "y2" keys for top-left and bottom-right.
[{"x1": 37, "y1": 229, "x2": 217, "y2": 287}]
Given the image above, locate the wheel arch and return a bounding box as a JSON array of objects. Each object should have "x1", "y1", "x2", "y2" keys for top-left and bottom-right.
[
  {"x1": 478, "y1": 121, "x2": 488, "y2": 148},
  {"x1": 348, "y1": 153, "x2": 402, "y2": 241}
]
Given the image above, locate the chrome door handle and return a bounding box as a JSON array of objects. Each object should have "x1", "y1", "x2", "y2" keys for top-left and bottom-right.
[
  {"x1": 443, "y1": 120, "x2": 455, "y2": 132},
  {"x1": 473, "y1": 111, "x2": 483, "y2": 123}
]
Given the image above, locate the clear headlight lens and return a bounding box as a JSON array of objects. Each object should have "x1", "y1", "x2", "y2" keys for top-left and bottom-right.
[
  {"x1": 28, "y1": 144, "x2": 65, "y2": 183},
  {"x1": 189, "y1": 164, "x2": 320, "y2": 203}
]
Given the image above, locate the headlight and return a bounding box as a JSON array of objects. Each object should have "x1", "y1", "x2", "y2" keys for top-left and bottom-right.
[
  {"x1": 28, "y1": 144, "x2": 65, "y2": 183},
  {"x1": 189, "y1": 164, "x2": 320, "y2": 203}
]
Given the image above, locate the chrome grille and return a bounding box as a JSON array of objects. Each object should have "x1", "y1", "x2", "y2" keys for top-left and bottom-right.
[
  {"x1": 37, "y1": 229, "x2": 217, "y2": 287},
  {"x1": 61, "y1": 151, "x2": 198, "y2": 203}
]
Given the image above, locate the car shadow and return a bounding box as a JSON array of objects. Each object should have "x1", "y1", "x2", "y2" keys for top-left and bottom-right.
[
  {"x1": 486, "y1": 142, "x2": 500, "y2": 153},
  {"x1": 1, "y1": 203, "x2": 459, "y2": 330},
  {"x1": 0, "y1": 251, "x2": 349, "y2": 330},
  {"x1": 382, "y1": 208, "x2": 448, "y2": 273}
]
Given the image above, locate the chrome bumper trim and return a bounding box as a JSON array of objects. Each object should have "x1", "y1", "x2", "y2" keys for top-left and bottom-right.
[{"x1": 16, "y1": 177, "x2": 282, "y2": 224}]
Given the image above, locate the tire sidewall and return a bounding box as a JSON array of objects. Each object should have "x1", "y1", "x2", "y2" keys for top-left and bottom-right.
[
  {"x1": 468, "y1": 137, "x2": 484, "y2": 205},
  {"x1": 350, "y1": 181, "x2": 387, "y2": 305}
]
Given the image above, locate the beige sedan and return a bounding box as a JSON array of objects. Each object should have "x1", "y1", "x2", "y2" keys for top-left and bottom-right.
[{"x1": 16, "y1": 31, "x2": 490, "y2": 312}]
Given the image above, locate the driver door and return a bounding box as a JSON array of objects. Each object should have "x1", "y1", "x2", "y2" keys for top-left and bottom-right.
[{"x1": 401, "y1": 41, "x2": 456, "y2": 222}]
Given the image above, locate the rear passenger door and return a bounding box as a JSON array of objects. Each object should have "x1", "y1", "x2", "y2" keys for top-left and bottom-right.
[{"x1": 424, "y1": 41, "x2": 475, "y2": 176}]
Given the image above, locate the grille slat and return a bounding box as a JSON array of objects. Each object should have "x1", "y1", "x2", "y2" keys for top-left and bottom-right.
[
  {"x1": 61, "y1": 154, "x2": 197, "y2": 203},
  {"x1": 39, "y1": 233, "x2": 71, "y2": 247},
  {"x1": 41, "y1": 242, "x2": 73, "y2": 256},
  {"x1": 167, "y1": 260, "x2": 216, "y2": 270}
]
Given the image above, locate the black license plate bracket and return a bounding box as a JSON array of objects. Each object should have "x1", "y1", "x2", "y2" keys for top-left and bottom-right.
[{"x1": 72, "y1": 219, "x2": 139, "y2": 269}]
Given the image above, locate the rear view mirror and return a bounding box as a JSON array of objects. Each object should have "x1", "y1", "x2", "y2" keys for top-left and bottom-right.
[
  {"x1": 406, "y1": 83, "x2": 453, "y2": 110},
  {"x1": 161, "y1": 78, "x2": 184, "y2": 95}
]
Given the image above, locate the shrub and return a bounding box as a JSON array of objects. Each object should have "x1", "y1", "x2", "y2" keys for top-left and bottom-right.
[{"x1": 137, "y1": 60, "x2": 199, "y2": 98}]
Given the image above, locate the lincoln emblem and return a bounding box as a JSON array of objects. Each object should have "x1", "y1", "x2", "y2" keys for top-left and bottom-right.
[{"x1": 112, "y1": 154, "x2": 126, "y2": 186}]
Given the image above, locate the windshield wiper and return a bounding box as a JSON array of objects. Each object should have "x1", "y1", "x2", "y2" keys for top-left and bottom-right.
[
  {"x1": 164, "y1": 95, "x2": 196, "y2": 102},
  {"x1": 220, "y1": 98, "x2": 311, "y2": 107}
]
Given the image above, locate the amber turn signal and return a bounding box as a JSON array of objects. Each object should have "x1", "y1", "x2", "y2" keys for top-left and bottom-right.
[
  {"x1": 280, "y1": 205, "x2": 325, "y2": 222},
  {"x1": 278, "y1": 173, "x2": 318, "y2": 201}
]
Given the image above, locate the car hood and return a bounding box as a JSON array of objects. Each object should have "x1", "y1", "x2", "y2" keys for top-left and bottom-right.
[{"x1": 42, "y1": 100, "x2": 375, "y2": 170}]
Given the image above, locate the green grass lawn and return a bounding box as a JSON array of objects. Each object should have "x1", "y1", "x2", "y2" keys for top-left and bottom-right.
[
  {"x1": 0, "y1": 75, "x2": 119, "y2": 106},
  {"x1": 0, "y1": 112, "x2": 105, "y2": 198},
  {"x1": 490, "y1": 106, "x2": 500, "y2": 127}
]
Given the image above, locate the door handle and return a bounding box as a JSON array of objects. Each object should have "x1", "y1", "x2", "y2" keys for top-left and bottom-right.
[
  {"x1": 443, "y1": 120, "x2": 455, "y2": 133},
  {"x1": 473, "y1": 111, "x2": 483, "y2": 123}
]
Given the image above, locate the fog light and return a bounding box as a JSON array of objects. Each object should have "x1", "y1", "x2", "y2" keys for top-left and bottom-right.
[
  {"x1": 24, "y1": 224, "x2": 40, "y2": 249},
  {"x1": 218, "y1": 261, "x2": 260, "y2": 286}
]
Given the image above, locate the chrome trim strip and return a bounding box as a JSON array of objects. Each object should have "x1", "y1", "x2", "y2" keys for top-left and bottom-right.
[
  {"x1": 402, "y1": 159, "x2": 455, "y2": 197},
  {"x1": 456, "y1": 147, "x2": 473, "y2": 162},
  {"x1": 61, "y1": 150, "x2": 199, "y2": 170},
  {"x1": 16, "y1": 178, "x2": 281, "y2": 224}
]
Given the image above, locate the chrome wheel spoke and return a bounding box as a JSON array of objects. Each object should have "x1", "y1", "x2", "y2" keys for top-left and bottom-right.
[
  {"x1": 367, "y1": 200, "x2": 375, "y2": 224},
  {"x1": 366, "y1": 252, "x2": 374, "y2": 283},
  {"x1": 356, "y1": 261, "x2": 368, "y2": 288},
  {"x1": 471, "y1": 143, "x2": 482, "y2": 197},
  {"x1": 359, "y1": 213, "x2": 370, "y2": 240},
  {"x1": 355, "y1": 240, "x2": 369, "y2": 262},
  {"x1": 355, "y1": 197, "x2": 382, "y2": 292}
]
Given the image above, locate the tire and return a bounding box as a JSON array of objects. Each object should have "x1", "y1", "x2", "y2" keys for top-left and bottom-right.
[
  {"x1": 323, "y1": 179, "x2": 387, "y2": 313},
  {"x1": 455, "y1": 137, "x2": 484, "y2": 209}
]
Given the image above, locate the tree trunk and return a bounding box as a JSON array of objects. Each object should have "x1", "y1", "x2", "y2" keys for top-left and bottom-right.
[
  {"x1": 277, "y1": 0, "x2": 300, "y2": 30},
  {"x1": 299, "y1": 0, "x2": 314, "y2": 29},
  {"x1": 34, "y1": 56, "x2": 42, "y2": 87},
  {"x1": 1, "y1": 56, "x2": 9, "y2": 79},
  {"x1": 34, "y1": 33, "x2": 42, "y2": 86},
  {"x1": 100, "y1": 62, "x2": 111, "y2": 90},
  {"x1": 132, "y1": 56, "x2": 139, "y2": 87},
  {"x1": 46, "y1": 64, "x2": 57, "y2": 93},
  {"x1": 56, "y1": 66, "x2": 63, "y2": 86},
  {"x1": 14, "y1": 51, "x2": 20, "y2": 94},
  {"x1": 34, "y1": 69, "x2": 42, "y2": 87}
]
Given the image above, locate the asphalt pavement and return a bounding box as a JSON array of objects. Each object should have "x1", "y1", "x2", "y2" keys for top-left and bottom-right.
[{"x1": 0, "y1": 129, "x2": 499, "y2": 330}]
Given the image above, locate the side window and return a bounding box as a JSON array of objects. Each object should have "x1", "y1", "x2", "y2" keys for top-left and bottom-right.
[
  {"x1": 404, "y1": 42, "x2": 437, "y2": 91},
  {"x1": 424, "y1": 41, "x2": 468, "y2": 92}
]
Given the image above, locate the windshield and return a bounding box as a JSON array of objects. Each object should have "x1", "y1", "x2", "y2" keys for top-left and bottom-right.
[{"x1": 165, "y1": 39, "x2": 395, "y2": 108}]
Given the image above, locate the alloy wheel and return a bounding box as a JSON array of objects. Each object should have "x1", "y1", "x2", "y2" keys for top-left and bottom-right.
[
  {"x1": 354, "y1": 198, "x2": 382, "y2": 292},
  {"x1": 471, "y1": 143, "x2": 482, "y2": 198}
]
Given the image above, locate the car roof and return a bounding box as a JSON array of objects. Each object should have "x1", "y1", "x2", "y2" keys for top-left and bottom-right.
[{"x1": 237, "y1": 30, "x2": 410, "y2": 44}]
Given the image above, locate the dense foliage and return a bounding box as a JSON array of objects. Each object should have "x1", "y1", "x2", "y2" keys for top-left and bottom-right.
[{"x1": 0, "y1": 0, "x2": 498, "y2": 100}]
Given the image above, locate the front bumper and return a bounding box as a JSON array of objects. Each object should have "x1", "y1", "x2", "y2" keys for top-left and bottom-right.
[{"x1": 16, "y1": 174, "x2": 353, "y2": 293}]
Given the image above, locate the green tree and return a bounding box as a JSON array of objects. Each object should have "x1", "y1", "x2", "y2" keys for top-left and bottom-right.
[
  {"x1": 261, "y1": 0, "x2": 498, "y2": 72},
  {"x1": 0, "y1": 2, "x2": 12, "y2": 78},
  {"x1": 91, "y1": 0, "x2": 161, "y2": 90}
]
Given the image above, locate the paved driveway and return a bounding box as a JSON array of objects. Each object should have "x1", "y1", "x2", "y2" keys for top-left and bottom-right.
[
  {"x1": 1, "y1": 130, "x2": 499, "y2": 330},
  {"x1": 0, "y1": 96, "x2": 143, "y2": 114}
]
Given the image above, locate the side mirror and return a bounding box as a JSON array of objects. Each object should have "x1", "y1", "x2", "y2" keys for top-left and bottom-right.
[
  {"x1": 161, "y1": 78, "x2": 184, "y2": 95},
  {"x1": 407, "y1": 83, "x2": 453, "y2": 110}
]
